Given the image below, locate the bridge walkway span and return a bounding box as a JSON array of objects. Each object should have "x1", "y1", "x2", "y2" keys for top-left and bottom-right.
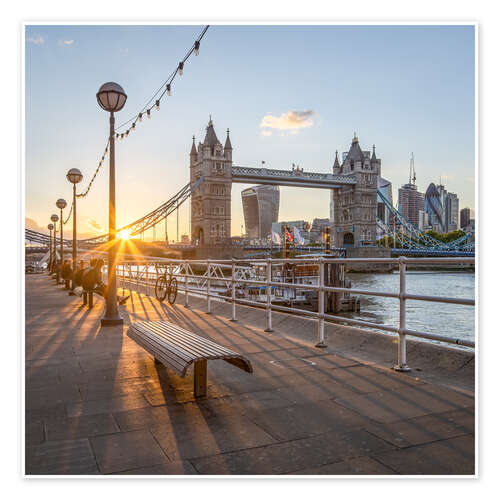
[{"x1": 25, "y1": 274, "x2": 474, "y2": 475}]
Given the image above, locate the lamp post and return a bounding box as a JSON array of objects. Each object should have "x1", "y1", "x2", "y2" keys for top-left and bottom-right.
[
  {"x1": 47, "y1": 223, "x2": 54, "y2": 273},
  {"x1": 56, "y1": 199, "x2": 67, "y2": 284},
  {"x1": 66, "y1": 169, "x2": 83, "y2": 294},
  {"x1": 96, "y1": 82, "x2": 127, "y2": 326},
  {"x1": 50, "y1": 214, "x2": 59, "y2": 279}
]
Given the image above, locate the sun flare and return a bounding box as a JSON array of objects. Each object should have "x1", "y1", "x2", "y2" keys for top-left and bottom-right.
[{"x1": 118, "y1": 229, "x2": 131, "y2": 240}]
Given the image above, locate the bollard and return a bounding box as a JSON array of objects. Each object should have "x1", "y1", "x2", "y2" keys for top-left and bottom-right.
[
  {"x1": 264, "y1": 259, "x2": 273, "y2": 332},
  {"x1": 395, "y1": 256, "x2": 411, "y2": 371},
  {"x1": 206, "y1": 260, "x2": 211, "y2": 314},
  {"x1": 230, "y1": 259, "x2": 237, "y2": 321},
  {"x1": 183, "y1": 264, "x2": 190, "y2": 308},
  {"x1": 315, "y1": 257, "x2": 327, "y2": 348}
]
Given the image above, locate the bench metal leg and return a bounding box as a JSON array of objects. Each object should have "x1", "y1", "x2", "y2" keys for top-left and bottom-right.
[{"x1": 194, "y1": 360, "x2": 207, "y2": 398}]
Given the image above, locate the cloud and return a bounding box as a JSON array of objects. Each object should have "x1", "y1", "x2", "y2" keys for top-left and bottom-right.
[
  {"x1": 86, "y1": 218, "x2": 104, "y2": 233},
  {"x1": 25, "y1": 217, "x2": 47, "y2": 233},
  {"x1": 63, "y1": 39, "x2": 74, "y2": 45},
  {"x1": 260, "y1": 110, "x2": 314, "y2": 132},
  {"x1": 27, "y1": 35, "x2": 45, "y2": 45}
]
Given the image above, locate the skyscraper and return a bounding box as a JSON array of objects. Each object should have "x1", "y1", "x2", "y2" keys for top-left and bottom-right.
[
  {"x1": 445, "y1": 192, "x2": 459, "y2": 232},
  {"x1": 241, "y1": 185, "x2": 280, "y2": 239},
  {"x1": 425, "y1": 183, "x2": 445, "y2": 233},
  {"x1": 398, "y1": 183, "x2": 425, "y2": 228},
  {"x1": 460, "y1": 207, "x2": 471, "y2": 230}
]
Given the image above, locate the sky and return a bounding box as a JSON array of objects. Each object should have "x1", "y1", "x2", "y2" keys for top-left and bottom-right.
[{"x1": 25, "y1": 24, "x2": 475, "y2": 240}]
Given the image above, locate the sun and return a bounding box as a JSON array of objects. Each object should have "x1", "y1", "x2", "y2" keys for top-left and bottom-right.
[{"x1": 118, "y1": 229, "x2": 131, "y2": 240}]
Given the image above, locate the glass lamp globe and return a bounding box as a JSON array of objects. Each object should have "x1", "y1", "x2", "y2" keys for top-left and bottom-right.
[
  {"x1": 51, "y1": 214, "x2": 59, "y2": 223},
  {"x1": 48, "y1": 223, "x2": 54, "y2": 231},
  {"x1": 56, "y1": 199, "x2": 67, "y2": 210},
  {"x1": 96, "y1": 82, "x2": 127, "y2": 112},
  {"x1": 67, "y1": 168, "x2": 83, "y2": 184}
]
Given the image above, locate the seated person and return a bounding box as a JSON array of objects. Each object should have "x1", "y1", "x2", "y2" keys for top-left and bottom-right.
[
  {"x1": 61, "y1": 259, "x2": 73, "y2": 281},
  {"x1": 82, "y1": 259, "x2": 129, "y2": 305}
]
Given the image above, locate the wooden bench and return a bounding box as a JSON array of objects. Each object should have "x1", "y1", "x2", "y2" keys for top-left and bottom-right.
[{"x1": 127, "y1": 321, "x2": 253, "y2": 397}]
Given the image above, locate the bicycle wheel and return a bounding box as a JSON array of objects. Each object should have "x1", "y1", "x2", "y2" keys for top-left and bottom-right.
[
  {"x1": 155, "y1": 275, "x2": 168, "y2": 302},
  {"x1": 167, "y1": 277, "x2": 178, "y2": 305}
]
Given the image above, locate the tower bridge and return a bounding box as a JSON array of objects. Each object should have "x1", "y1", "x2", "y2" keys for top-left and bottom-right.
[{"x1": 25, "y1": 119, "x2": 474, "y2": 257}]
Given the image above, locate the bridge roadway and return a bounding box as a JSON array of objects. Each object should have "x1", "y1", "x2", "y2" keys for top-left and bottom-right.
[{"x1": 25, "y1": 274, "x2": 475, "y2": 475}]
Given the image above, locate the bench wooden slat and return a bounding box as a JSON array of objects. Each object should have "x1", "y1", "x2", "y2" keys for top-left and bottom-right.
[
  {"x1": 140, "y1": 321, "x2": 241, "y2": 360},
  {"x1": 127, "y1": 321, "x2": 253, "y2": 392}
]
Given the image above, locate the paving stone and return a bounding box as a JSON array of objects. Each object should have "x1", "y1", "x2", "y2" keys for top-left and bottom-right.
[
  {"x1": 274, "y1": 380, "x2": 361, "y2": 404},
  {"x1": 90, "y1": 429, "x2": 169, "y2": 474},
  {"x1": 286, "y1": 456, "x2": 396, "y2": 475},
  {"x1": 199, "y1": 389, "x2": 295, "y2": 415},
  {"x1": 335, "y1": 385, "x2": 474, "y2": 424},
  {"x1": 78, "y1": 378, "x2": 157, "y2": 401},
  {"x1": 26, "y1": 384, "x2": 82, "y2": 410},
  {"x1": 143, "y1": 385, "x2": 228, "y2": 405},
  {"x1": 26, "y1": 403, "x2": 67, "y2": 423},
  {"x1": 45, "y1": 413, "x2": 120, "y2": 441},
  {"x1": 151, "y1": 413, "x2": 277, "y2": 461},
  {"x1": 26, "y1": 421, "x2": 45, "y2": 446},
  {"x1": 191, "y1": 429, "x2": 394, "y2": 475},
  {"x1": 243, "y1": 400, "x2": 374, "y2": 441},
  {"x1": 26, "y1": 438, "x2": 98, "y2": 475},
  {"x1": 113, "y1": 403, "x2": 210, "y2": 432},
  {"x1": 364, "y1": 407, "x2": 475, "y2": 447},
  {"x1": 374, "y1": 435, "x2": 475, "y2": 475},
  {"x1": 113, "y1": 460, "x2": 198, "y2": 475},
  {"x1": 66, "y1": 393, "x2": 150, "y2": 418}
]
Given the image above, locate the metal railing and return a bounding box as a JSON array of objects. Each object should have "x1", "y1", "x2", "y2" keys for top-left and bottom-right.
[{"x1": 114, "y1": 255, "x2": 475, "y2": 371}]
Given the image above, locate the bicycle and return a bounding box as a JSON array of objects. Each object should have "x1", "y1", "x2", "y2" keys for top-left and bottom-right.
[{"x1": 154, "y1": 264, "x2": 178, "y2": 304}]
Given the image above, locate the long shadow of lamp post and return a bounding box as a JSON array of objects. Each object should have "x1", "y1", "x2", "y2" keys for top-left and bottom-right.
[
  {"x1": 50, "y1": 213, "x2": 59, "y2": 280},
  {"x1": 66, "y1": 168, "x2": 83, "y2": 295},
  {"x1": 96, "y1": 82, "x2": 127, "y2": 327},
  {"x1": 56, "y1": 199, "x2": 67, "y2": 285}
]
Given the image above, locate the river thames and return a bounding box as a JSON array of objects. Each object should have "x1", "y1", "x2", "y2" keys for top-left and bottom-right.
[{"x1": 345, "y1": 270, "x2": 475, "y2": 347}]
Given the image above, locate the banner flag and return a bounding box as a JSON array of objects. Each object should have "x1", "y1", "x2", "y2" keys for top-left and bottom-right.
[
  {"x1": 272, "y1": 231, "x2": 281, "y2": 245},
  {"x1": 284, "y1": 227, "x2": 293, "y2": 242},
  {"x1": 293, "y1": 226, "x2": 305, "y2": 245}
]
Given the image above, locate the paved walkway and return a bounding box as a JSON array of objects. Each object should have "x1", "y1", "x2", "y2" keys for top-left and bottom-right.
[{"x1": 25, "y1": 275, "x2": 475, "y2": 475}]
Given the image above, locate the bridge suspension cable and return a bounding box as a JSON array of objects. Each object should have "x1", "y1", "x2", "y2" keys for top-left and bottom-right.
[{"x1": 376, "y1": 189, "x2": 472, "y2": 251}]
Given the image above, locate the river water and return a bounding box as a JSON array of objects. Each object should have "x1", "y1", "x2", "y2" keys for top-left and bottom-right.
[{"x1": 344, "y1": 271, "x2": 476, "y2": 347}]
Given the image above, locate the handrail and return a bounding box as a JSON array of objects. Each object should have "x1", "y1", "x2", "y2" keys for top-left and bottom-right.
[{"x1": 113, "y1": 255, "x2": 475, "y2": 371}]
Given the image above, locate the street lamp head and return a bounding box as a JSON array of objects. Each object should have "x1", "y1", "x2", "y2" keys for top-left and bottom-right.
[
  {"x1": 56, "y1": 198, "x2": 67, "y2": 210},
  {"x1": 66, "y1": 168, "x2": 83, "y2": 184},
  {"x1": 96, "y1": 82, "x2": 127, "y2": 112},
  {"x1": 51, "y1": 214, "x2": 59, "y2": 223},
  {"x1": 48, "y1": 223, "x2": 54, "y2": 231}
]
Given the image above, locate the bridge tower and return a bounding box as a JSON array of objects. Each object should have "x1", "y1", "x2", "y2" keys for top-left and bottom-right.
[
  {"x1": 190, "y1": 119, "x2": 233, "y2": 245},
  {"x1": 332, "y1": 135, "x2": 380, "y2": 248}
]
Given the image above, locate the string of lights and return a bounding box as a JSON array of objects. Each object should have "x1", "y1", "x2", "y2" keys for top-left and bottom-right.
[
  {"x1": 72, "y1": 25, "x2": 209, "y2": 203},
  {"x1": 114, "y1": 25, "x2": 209, "y2": 139},
  {"x1": 76, "y1": 139, "x2": 110, "y2": 198}
]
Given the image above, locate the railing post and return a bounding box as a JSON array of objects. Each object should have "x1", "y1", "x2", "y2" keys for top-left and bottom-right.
[
  {"x1": 316, "y1": 257, "x2": 327, "y2": 348},
  {"x1": 395, "y1": 256, "x2": 411, "y2": 371},
  {"x1": 145, "y1": 262, "x2": 149, "y2": 296},
  {"x1": 206, "y1": 259, "x2": 211, "y2": 314},
  {"x1": 184, "y1": 263, "x2": 190, "y2": 308},
  {"x1": 264, "y1": 258, "x2": 273, "y2": 332},
  {"x1": 230, "y1": 258, "x2": 237, "y2": 321}
]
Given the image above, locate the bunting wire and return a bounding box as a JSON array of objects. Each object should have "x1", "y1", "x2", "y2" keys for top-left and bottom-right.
[
  {"x1": 63, "y1": 202, "x2": 73, "y2": 225},
  {"x1": 76, "y1": 139, "x2": 110, "y2": 198},
  {"x1": 62, "y1": 25, "x2": 209, "y2": 207}
]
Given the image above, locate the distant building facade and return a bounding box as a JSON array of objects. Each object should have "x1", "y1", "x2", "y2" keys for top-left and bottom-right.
[
  {"x1": 242, "y1": 185, "x2": 280, "y2": 239},
  {"x1": 445, "y1": 192, "x2": 459, "y2": 232},
  {"x1": 425, "y1": 183, "x2": 445, "y2": 233},
  {"x1": 398, "y1": 183, "x2": 425, "y2": 229},
  {"x1": 460, "y1": 207, "x2": 471, "y2": 230}
]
